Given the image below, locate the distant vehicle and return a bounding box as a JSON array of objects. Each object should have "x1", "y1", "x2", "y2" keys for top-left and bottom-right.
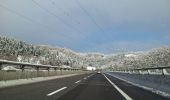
[{"x1": 97, "y1": 71, "x2": 101, "y2": 74}]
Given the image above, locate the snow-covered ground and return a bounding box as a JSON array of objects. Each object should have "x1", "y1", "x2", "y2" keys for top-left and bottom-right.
[{"x1": 107, "y1": 72, "x2": 170, "y2": 98}]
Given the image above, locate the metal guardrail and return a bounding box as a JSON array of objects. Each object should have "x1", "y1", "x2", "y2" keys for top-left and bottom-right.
[
  {"x1": 134, "y1": 66, "x2": 170, "y2": 70},
  {"x1": 118, "y1": 66, "x2": 170, "y2": 75},
  {"x1": 0, "y1": 60, "x2": 83, "y2": 81},
  {"x1": 0, "y1": 60, "x2": 80, "y2": 71},
  {"x1": 134, "y1": 66, "x2": 170, "y2": 75}
]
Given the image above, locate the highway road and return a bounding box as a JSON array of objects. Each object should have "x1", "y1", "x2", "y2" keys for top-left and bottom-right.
[{"x1": 0, "y1": 73, "x2": 169, "y2": 100}]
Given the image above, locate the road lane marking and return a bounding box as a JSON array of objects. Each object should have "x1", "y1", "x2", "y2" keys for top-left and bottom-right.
[
  {"x1": 106, "y1": 73, "x2": 170, "y2": 98},
  {"x1": 75, "y1": 80, "x2": 81, "y2": 83},
  {"x1": 103, "y1": 74, "x2": 133, "y2": 100},
  {"x1": 89, "y1": 74, "x2": 94, "y2": 77},
  {"x1": 83, "y1": 74, "x2": 95, "y2": 80},
  {"x1": 87, "y1": 73, "x2": 95, "y2": 78},
  {"x1": 88, "y1": 75, "x2": 91, "y2": 77},
  {"x1": 47, "y1": 87, "x2": 67, "y2": 96}
]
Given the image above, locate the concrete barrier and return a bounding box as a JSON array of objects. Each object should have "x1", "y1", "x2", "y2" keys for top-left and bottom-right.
[
  {"x1": 0, "y1": 70, "x2": 85, "y2": 81},
  {"x1": 0, "y1": 60, "x2": 83, "y2": 81},
  {"x1": 109, "y1": 72, "x2": 170, "y2": 94}
]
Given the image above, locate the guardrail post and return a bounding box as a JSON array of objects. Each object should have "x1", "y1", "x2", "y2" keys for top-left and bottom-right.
[
  {"x1": 128, "y1": 70, "x2": 131, "y2": 74},
  {"x1": 162, "y1": 68, "x2": 169, "y2": 75},
  {"x1": 148, "y1": 69, "x2": 151, "y2": 75},
  {"x1": 60, "y1": 68, "x2": 62, "y2": 75},
  {"x1": 0, "y1": 63, "x2": 2, "y2": 70},
  {"x1": 54, "y1": 68, "x2": 57, "y2": 75},
  {"x1": 135, "y1": 70, "x2": 139, "y2": 74},
  {"x1": 36, "y1": 67, "x2": 39, "y2": 77},
  {"x1": 20, "y1": 65, "x2": 25, "y2": 72},
  {"x1": 161, "y1": 68, "x2": 165, "y2": 76},
  {"x1": 147, "y1": 69, "x2": 150, "y2": 75},
  {"x1": 20, "y1": 65, "x2": 25, "y2": 79},
  {"x1": 47, "y1": 67, "x2": 50, "y2": 76},
  {"x1": 72, "y1": 69, "x2": 74, "y2": 73},
  {"x1": 29, "y1": 66, "x2": 32, "y2": 79},
  {"x1": 63, "y1": 68, "x2": 66, "y2": 74},
  {"x1": 66, "y1": 68, "x2": 69, "y2": 74},
  {"x1": 132, "y1": 70, "x2": 136, "y2": 74},
  {"x1": 69, "y1": 68, "x2": 71, "y2": 74},
  {"x1": 125, "y1": 69, "x2": 128, "y2": 73},
  {"x1": 0, "y1": 63, "x2": 3, "y2": 81},
  {"x1": 130, "y1": 70, "x2": 133, "y2": 74}
]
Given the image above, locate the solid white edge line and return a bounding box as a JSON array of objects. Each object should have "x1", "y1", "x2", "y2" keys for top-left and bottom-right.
[
  {"x1": 47, "y1": 87, "x2": 67, "y2": 96},
  {"x1": 75, "y1": 80, "x2": 81, "y2": 83},
  {"x1": 106, "y1": 72, "x2": 170, "y2": 98},
  {"x1": 103, "y1": 74, "x2": 133, "y2": 100}
]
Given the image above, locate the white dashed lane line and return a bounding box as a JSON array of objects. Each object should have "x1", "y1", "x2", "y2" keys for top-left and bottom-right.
[
  {"x1": 47, "y1": 74, "x2": 95, "y2": 96},
  {"x1": 47, "y1": 87, "x2": 67, "y2": 96},
  {"x1": 75, "y1": 80, "x2": 81, "y2": 84},
  {"x1": 88, "y1": 74, "x2": 95, "y2": 78},
  {"x1": 76, "y1": 74, "x2": 94, "y2": 83}
]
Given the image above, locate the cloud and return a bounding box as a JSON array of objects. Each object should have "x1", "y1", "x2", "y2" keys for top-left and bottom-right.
[
  {"x1": 84, "y1": 40, "x2": 168, "y2": 54},
  {"x1": 0, "y1": 0, "x2": 170, "y2": 53}
]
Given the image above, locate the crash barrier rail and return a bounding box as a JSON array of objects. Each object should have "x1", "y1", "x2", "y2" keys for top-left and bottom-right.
[
  {"x1": 111, "y1": 66, "x2": 170, "y2": 93},
  {"x1": 117, "y1": 66, "x2": 170, "y2": 75},
  {"x1": 0, "y1": 60, "x2": 81, "y2": 81},
  {"x1": 110, "y1": 68, "x2": 170, "y2": 94}
]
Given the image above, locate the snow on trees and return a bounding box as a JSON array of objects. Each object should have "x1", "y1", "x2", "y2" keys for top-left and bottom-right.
[{"x1": 0, "y1": 35, "x2": 170, "y2": 69}]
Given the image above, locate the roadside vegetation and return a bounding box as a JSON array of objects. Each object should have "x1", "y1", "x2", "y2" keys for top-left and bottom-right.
[{"x1": 0, "y1": 35, "x2": 170, "y2": 70}]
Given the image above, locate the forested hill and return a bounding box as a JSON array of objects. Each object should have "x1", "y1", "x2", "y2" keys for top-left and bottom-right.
[
  {"x1": 0, "y1": 35, "x2": 170, "y2": 70},
  {"x1": 0, "y1": 35, "x2": 104, "y2": 68}
]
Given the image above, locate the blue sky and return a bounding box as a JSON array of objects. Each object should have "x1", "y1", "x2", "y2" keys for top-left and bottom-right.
[{"x1": 0, "y1": 0, "x2": 170, "y2": 54}]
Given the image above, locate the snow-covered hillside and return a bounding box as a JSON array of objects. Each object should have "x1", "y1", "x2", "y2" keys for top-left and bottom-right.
[{"x1": 0, "y1": 35, "x2": 170, "y2": 70}]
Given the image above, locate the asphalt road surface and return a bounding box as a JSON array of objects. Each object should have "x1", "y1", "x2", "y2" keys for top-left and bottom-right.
[{"x1": 0, "y1": 73, "x2": 169, "y2": 100}]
